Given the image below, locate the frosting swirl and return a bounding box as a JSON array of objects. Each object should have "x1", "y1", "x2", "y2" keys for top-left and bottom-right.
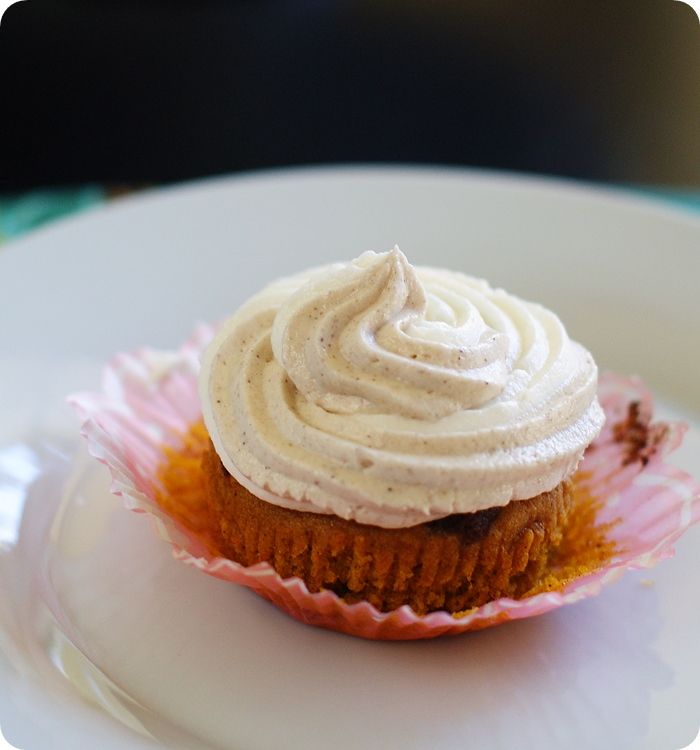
[
  {"x1": 270, "y1": 249, "x2": 510, "y2": 419},
  {"x1": 200, "y1": 248, "x2": 604, "y2": 528}
]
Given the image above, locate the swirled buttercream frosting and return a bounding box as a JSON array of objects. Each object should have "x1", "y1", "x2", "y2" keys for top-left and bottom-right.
[{"x1": 200, "y1": 248, "x2": 604, "y2": 528}]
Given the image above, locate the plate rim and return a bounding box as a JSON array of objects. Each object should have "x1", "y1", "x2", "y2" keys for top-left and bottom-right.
[{"x1": 3, "y1": 163, "x2": 700, "y2": 260}]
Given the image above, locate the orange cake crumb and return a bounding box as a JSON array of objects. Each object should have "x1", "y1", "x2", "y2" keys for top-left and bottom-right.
[
  {"x1": 523, "y1": 474, "x2": 619, "y2": 597},
  {"x1": 156, "y1": 421, "x2": 220, "y2": 554}
]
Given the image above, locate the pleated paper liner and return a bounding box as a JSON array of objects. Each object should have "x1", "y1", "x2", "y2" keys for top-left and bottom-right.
[{"x1": 69, "y1": 326, "x2": 700, "y2": 640}]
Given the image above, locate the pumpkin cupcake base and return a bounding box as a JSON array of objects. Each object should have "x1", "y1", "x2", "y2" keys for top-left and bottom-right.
[
  {"x1": 202, "y1": 443, "x2": 574, "y2": 615},
  {"x1": 70, "y1": 333, "x2": 699, "y2": 638}
]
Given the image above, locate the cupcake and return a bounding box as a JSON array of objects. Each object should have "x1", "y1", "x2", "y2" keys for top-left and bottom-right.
[
  {"x1": 71, "y1": 245, "x2": 699, "y2": 639},
  {"x1": 198, "y1": 247, "x2": 605, "y2": 615}
]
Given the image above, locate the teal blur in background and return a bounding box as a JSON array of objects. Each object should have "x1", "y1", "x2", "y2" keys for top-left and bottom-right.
[{"x1": 1, "y1": 183, "x2": 700, "y2": 247}]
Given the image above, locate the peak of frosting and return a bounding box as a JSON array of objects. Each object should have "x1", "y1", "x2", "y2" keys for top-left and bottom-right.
[
  {"x1": 271, "y1": 248, "x2": 511, "y2": 419},
  {"x1": 200, "y1": 248, "x2": 605, "y2": 528}
]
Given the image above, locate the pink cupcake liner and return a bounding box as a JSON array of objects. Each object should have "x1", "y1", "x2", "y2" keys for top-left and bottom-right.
[{"x1": 69, "y1": 326, "x2": 700, "y2": 640}]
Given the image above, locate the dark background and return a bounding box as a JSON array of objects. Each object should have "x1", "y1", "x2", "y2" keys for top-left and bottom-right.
[{"x1": 2, "y1": 0, "x2": 699, "y2": 191}]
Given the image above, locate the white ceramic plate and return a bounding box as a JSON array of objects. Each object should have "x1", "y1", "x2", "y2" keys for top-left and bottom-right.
[{"x1": 1, "y1": 166, "x2": 699, "y2": 750}]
